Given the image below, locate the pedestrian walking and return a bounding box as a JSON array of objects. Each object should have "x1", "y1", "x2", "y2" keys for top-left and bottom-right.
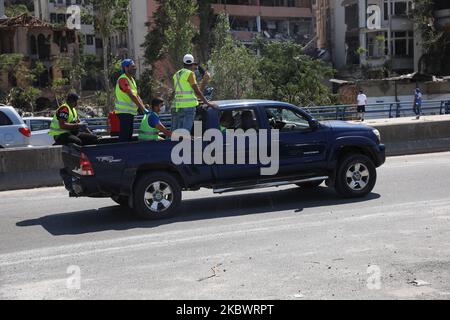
[
  {"x1": 356, "y1": 90, "x2": 367, "y2": 122},
  {"x1": 413, "y1": 87, "x2": 423, "y2": 120}
]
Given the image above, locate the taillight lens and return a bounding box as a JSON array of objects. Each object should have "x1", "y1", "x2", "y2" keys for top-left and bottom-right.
[
  {"x1": 80, "y1": 152, "x2": 95, "y2": 176},
  {"x1": 19, "y1": 127, "x2": 31, "y2": 138}
]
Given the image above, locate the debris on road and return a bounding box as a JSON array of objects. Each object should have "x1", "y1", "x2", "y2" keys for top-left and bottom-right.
[
  {"x1": 197, "y1": 263, "x2": 223, "y2": 282},
  {"x1": 409, "y1": 280, "x2": 430, "y2": 287}
]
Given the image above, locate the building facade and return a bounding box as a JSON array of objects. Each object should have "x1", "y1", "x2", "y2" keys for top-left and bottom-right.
[
  {"x1": 318, "y1": 0, "x2": 450, "y2": 75},
  {"x1": 126, "y1": 0, "x2": 314, "y2": 79},
  {"x1": 34, "y1": 0, "x2": 97, "y2": 55},
  {"x1": 211, "y1": 0, "x2": 313, "y2": 45}
]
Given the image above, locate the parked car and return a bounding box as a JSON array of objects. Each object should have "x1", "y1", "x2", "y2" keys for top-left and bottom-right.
[
  {"x1": 60, "y1": 100, "x2": 385, "y2": 220},
  {"x1": 22, "y1": 117, "x2": 54, "y2": 146},
  {"x1": 0, "y1": 106, "x2": 31, "y2": 148}
]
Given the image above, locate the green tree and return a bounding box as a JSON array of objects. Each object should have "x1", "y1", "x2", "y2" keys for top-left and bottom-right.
[
  {"x1": 85, "y1": 0, "x2": 130, "y2": 113},
  {"x1": 208, "y1": 14, "x2": 260, "y2": 100},
  {"x1": 163, "y1": 0, "x2": 198, "y2": 71},
  {"x1": 51, "y1": 78, "x2": 69, "y2": 107},
  {"x1": 412, "y1": 0, "x2": 450, "y2": 74},
  {"x1": 254, "y1": 40, "x2": 335, "y2": 106},
  {"x1": 0, "y1": 54, "x2": 43, "y2": 112},
  {"x1": 142, "y1": 0, "x2": 170, "y2": 66},
  {"x1": 194, "y1": 0, "x2": 215, "y2": 63},
  {"x1": 5, "y1": 4, "x2": 29, "y2": 17}
]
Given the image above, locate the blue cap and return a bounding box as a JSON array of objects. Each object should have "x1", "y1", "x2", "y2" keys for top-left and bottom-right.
[{"x1": 121, "y1": 59, "x2": 135, "y2": 68}]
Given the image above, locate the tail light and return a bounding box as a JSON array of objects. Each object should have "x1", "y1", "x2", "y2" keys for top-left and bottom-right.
[
  {"x1": 19, "y1": 127, "x2": 31, "y2": 138},
  {"x1": 79, "y1": 152, "x2": 95, "y2": 176}
]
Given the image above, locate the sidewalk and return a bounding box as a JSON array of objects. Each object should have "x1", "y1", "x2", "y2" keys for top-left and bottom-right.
[{"x1": 350, "y1": 114, "x2": 450, "y2": 127}]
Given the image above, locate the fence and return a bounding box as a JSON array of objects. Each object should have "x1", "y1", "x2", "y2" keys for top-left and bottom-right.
[{"x1": 305, "y1": 99, "x2": 450, "y2": 121}]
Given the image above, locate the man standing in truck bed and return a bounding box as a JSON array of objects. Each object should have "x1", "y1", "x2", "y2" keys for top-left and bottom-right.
[
  {"x1": 115, "y1": 59, "x2": 148, "y2": 142},
  {"x1": 171, "y1": 54, "x2": 217, "y2": 133}
]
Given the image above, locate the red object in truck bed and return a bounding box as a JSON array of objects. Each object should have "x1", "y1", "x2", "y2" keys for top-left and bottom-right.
[{"x1": 108, "y1": 111, "x2": 120, "y2": 136}]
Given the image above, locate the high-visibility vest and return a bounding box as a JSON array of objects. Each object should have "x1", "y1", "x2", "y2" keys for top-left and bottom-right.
[
  {"x1": 48, "y1": 103, "x2": 78, "y2": 137},
  {"x1": 115, "y1": 73, "x2": 138, "y2": 115},
  {"x1": 173, "y1": 68, "x2": 199, "y2": 110},
  {"x1": 138, "y1": 111, "x2": 160, "y2": 141}
]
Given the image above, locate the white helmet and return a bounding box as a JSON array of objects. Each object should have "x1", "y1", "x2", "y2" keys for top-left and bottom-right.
[{"x1": 183, "y1": 54, "x2": 196, "y2": 65}]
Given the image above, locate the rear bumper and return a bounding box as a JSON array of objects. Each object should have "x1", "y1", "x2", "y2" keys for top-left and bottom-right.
[{"x1": 60, "y1": 168, "x2": 106, "y2": 197}]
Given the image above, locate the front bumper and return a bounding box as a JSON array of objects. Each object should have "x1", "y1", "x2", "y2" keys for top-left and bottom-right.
[{"x1": 374, "y1": 144, "x2": 386, "y2": 167}]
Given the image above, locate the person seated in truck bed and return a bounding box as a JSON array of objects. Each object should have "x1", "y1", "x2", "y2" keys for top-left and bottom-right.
[
  {"x1": 138, "y1": 97, "x2": 172, "y2": 141},
  {"x1": 49, "y1": 93, "x2": 98, "y2": 146}
]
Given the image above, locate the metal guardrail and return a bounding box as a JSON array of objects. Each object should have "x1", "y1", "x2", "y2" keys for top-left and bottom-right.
[
  {"x1": 83, "y1": 100, "x2": 450, "y2": 135},
  {"x1": 305, "y1": 99, "x2": 450, "y2": 121}
]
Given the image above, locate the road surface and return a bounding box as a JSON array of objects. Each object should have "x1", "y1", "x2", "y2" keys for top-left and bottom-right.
[{"x1": 0, "y1": 152, "x2": 449, "y2": 300}]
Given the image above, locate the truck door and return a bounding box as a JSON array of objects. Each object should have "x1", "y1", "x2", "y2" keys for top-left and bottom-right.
[
  {"x1": 213, "y1": 108, "x2": 262, "y2": 183},
  {"x1": 264, "y1": 106, "x2": 329, "y2": 177}
]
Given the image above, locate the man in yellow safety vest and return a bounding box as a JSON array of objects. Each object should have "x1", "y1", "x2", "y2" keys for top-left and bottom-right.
[
  {"x1": 48, "y1": 93, "x2": 97, "y2": 146},
  {"x1": 171, "y1": 54, "x2": 218, "y2": 132},
  {"x1": 115, "y1": 59, "x2": 148, "y2": 142}
]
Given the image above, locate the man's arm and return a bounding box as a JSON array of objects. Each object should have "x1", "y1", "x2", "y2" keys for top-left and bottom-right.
[
  {"x1": 56, "y1": 107, "x2": 80, "y2": 130},
  {"x1": 156, "y1": 123, "x2": 172, "y2": 137},
  {"x1": 188, "y1": 72, "x2": 218, "y2": 109},
  {"x1": 199, "y1": 72, "x2": 210, "y2": 93},
  {"x1": 119, "y1": 77, "x2": 146, "y2": 113}
]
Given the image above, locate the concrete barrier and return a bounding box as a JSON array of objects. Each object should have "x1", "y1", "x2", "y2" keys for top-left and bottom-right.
[
  {"x1": 0, "y1": 146, "x2": 63, "y2": 191},
  {"x1": 368, "y1": 115, "x2": 450, "y2": 156},
  {"x1": 1, "y1": 115, "x2": 450, "y2": 191}
]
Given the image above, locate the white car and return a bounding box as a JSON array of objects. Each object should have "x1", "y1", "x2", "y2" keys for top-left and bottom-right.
[
  {"x1": 0, "y1": 106, "x2": 31, "y2": 148},
  {"x1": 23, "y1": 117, "x2": 54, "y2": 146}
]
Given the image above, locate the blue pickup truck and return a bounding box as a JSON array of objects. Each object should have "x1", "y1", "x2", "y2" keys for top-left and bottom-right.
[{"x1": 60, "y1": 100, "x2": 385, "y2": 220}]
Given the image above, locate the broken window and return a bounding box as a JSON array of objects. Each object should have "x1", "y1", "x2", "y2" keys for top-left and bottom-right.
[
  {"x1": 391, "y1": 30, "x2": 413, "y2": 57},
  {"x1": 367, "y1": 32, "x2": 387, "y2": 58}
]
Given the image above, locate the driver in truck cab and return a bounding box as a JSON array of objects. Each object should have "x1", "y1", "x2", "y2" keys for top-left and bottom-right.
[{"x1": 138, "y1": 97, "x2": 172, "y2": 141}]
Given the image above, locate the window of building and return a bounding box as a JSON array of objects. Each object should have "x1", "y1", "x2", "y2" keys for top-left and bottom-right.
[
  {"x1": 384, "y1": 0, "x2": 413, "y2": 19},
  {"x1": 391, "y1": 31, "x2": 414, "y2": 57},
  {"x1": 86, "y1": 35, "x2": 94, "y2": 46},
  {"x1": 50, "y1": 13, "x2": 57, "y2": 23},
  {"x1": 367, "y1": 32, "x2": 387, "y2": 58}
]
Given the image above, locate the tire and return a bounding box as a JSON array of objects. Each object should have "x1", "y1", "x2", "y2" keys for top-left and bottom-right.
[
  {"x1": 335, "y1": 154, "x2": 376, "y2": 198},
  {"x1": 133, "y1": 171, "x2": 182, "y2": 220},
  {"x1": 296, "y1": 180, "x2": 324, "y2": 188},
  {"x1": 111, "y1": 195, "x2": 129, "y2": 207}
]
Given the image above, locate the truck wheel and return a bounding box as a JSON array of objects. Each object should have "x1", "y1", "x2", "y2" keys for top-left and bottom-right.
[
  {"x1": 296, "y1": 180, "x2": 324, "y2": 188},
  {"x1": 111, "y1": 195, "x2": 129, "y2": 207},
  {"x1": 335, "y1": 154, "x2": 376, "y2": 198},
  {"x1": 133, "y1": 172, "x2": 181, "y2": 220}
]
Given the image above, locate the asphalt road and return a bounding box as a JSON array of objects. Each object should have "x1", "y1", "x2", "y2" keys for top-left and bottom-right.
[{"x1": 0, "y1": 152, "x2": 450, "y2": 300}]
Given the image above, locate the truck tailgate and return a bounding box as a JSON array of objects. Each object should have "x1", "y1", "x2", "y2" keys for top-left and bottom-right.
[{"x1": 61, "y1": 144, "x2": 82, "y2": 172}]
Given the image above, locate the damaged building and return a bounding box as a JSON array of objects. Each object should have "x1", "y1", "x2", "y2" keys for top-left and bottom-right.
[
  {"x1": 315, "y1": 0, "x2": 450, "y2": 77},
  {"x1": 0, "y1": 13, "x2": 79, "y2": 106}
]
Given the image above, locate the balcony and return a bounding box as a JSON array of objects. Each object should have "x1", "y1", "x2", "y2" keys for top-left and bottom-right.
[{"x1": 211, "y1": 1, "x2": 312, "y2": 18}]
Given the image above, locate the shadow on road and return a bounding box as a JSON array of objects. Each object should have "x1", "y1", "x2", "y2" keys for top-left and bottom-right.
[{"x1": 16, "y1": 186, "x2": 380, "y2": 236}]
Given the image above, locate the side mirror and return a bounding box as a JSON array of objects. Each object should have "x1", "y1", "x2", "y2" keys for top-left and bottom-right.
[{"x1": 310, "y1": 119, "x2": 319, "y2": 130}]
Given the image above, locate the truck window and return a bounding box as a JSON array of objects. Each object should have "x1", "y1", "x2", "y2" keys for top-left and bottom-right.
[
  {"x1": 0, "y1": 111, "x2": 13, "y2": 126},
  {"x1": 219, "y1": 109, "x2": 259, "y2": 131},
  {"x1": 265, "y1": 107, "x2": 310, "y2": 132},
  {"x1": 191, "y1": 107, "x2": 209, "y2": 136}
]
